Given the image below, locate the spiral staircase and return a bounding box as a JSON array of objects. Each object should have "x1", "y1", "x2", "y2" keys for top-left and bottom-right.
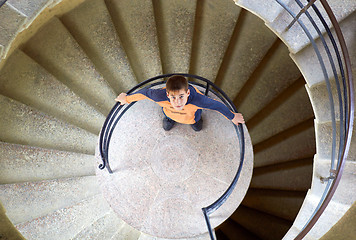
[{"x1": 0, "y1": 0, "x2": 355, "y2": 239}]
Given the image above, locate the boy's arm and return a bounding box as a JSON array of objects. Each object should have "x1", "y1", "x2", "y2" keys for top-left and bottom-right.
[
  {"x1": 115, "y1": 88, "x2": 163, "y2": 104},
  {"x1": 196, "y1": 95, "x2": 245, "y2": 125}
]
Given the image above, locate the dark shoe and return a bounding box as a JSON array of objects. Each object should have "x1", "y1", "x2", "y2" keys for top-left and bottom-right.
[
  {"x1": 191, "y1": 117, "x2": 203, "y2": 131},
  {"x1": 163, "y1": 117, "x2": 175, "y2": 131}
]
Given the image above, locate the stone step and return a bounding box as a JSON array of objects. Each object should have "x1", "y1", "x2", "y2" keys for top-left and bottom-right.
[
  {"x1": 290, "y1": 10, "x2": 356, "y2": 87},
  {"x1": 248, "y1": 78, "x2": 314, "y2": 144},
  {"x1": 234, "y1": 40, "x2": 301, "y2": 120},
  {"x1": 153, "y1": 0, "x2": 196, "y2": 74},
  {"x1": 285, "y1": 160, "x2": 356, "y2": 239},
  {"x1": 0, "y1": 201, "x2": 26, "y2": 240},
  {"x1": 0, "y1": 142, "x2": 95, "y2": 184},
  {"x1": 218, "y1": 220, "x2": 261, "y2": 240},
  {"x1": 189, "y1": 0, "x2": 241, "y2": 82},
  {"x1": 283, "y1": 226, "x2": 316, "y2": 240},
  {"x1": 267, "y1": 0, "x2": 356, "y2": 54},
  {"x1": 253, "y1": 118, "x2": 316, "y2": 167},
  {"x1": 138, "y1": 232, "x2": 212, "y2": 240},
  {"x1": 0, "y1": 2, "x2": 26, "y2": 59},
  {"x1": 217, "y1": 10, "x2": 277, "y2": 99},
  {"x1": 315, "y1": 120, "x2": 356, "y2": 162},
  {"x1": 309, "y1": 157, "x2": 356, "y2": 204},
  {"x1": 320, "y1": 202, "x2": 356, "y2": 240},
  {"x1": 105, "y1": 0, "x2": 162, "y2": 81},
  {"x1": 0, "y1": 49, "x2": 105, "y2": 135},
  {"x1": 231, "y1": 205, "x2": 292, "y2": 240},
  {"x1": 6, "y1": 0, "x2": 50, "y2": 19},
  {"x1": 0, "y1": 94, "x2": 96, "y2": 155},
  {"x1": 0, "y1": 176, "x2": 100, "y2": 225},
  {"x1": 15, "y1": 194, "x2": 111, "y2": 240},
  {"x1": 306, "y1": 80, "x2": 344, "y2": 124},
  {"x1": 22, "y1": 17, "x2": 117, "y2": 115},
  {"x1": 72, "y1": 210, "x2": 124, "y2": 240},
  {"x1": 242, "y1": 188, "x2": 306, "y2": 221},
  {"x1": 61, "y1": 0, "x2": 137, "y2": 93},
  {"x1": 250, "y1": 158, "x2": 313, "y2": 191},
  {"x1": 235, "y1": 0, "x2": 292, "y2": 24},
  {"x1": 111, "y1": 222, "x2": 141, "y2": 240}
]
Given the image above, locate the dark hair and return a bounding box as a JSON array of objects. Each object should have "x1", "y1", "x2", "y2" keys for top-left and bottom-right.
[{"x1": 166, "y1": 75, "x2": 188, "y2": 93}]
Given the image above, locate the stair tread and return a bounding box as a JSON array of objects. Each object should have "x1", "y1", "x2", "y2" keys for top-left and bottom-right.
[
  {"x1": 290, "y1": 10, "x2": 356, "y2": 87},
  {"x1": 6, "y1": 0, "x2": 50, "y2": 19},
  {"x1": 153, "y1": 0, "x2": 196, "y2": 74},
  {"x1": 190, "y1": 0, "x2": 241, "y2": 82},
  {"x1": 0, "y1": 176, "x2": 100, "y2": 225},
  {"x1": 105, "y1": 0, "x2": 162, "y2": 81},
  {"x1": 218, "y1": 11, "x2": 277, "y2": 99},
  {"x1": 0, "y1": 142, "x2": 95, "y2": 184},
  {"x1": 268, "y1": 0, "x2": 356, "y2": 54},
  {"x1": 22, "y1": 17, "x2": 117, "y2": 115},
  {"x1": 0, "y1": 94, "x2": 96, "y2": 155},
  {"x1": 73, "y1": 210, "x2": 124, "y2": 240},
  {"x1": 236, "y1": 0, "x2": 292, "y2": 23},
  {"x1": 15, "y1": 194, "x2": 111, "y2": 240},
  {"x1": 249, "y1": 79, "x2": 314, "y2": 144},
  {"x1": 0, "y1": 49, "x2": 105, "y2": 135},
  {"x1": 61, "y1": 0, "x2": 137, "y2": 93},
  {"x1": 0, "y1": 2, "x2": 27, "y2": 55}
]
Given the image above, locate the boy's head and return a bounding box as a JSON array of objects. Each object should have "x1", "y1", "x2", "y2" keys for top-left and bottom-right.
[{"x1": 166, "y1": 75, "x2": 190, "y2": 111}]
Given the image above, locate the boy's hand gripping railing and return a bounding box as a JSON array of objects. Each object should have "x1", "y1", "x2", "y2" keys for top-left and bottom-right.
[{"x1": 98, "y1": 74, "x2": 245, "y2": 239}]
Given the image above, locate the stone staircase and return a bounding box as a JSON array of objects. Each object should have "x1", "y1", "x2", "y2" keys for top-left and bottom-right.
[{"x1": 0, "y1": 0, "x2": 355, "y2": 239}]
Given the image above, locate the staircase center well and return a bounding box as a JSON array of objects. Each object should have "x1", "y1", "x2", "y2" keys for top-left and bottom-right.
[{"x1": 95, "y1": 92, "x2": 253, "y2": 238}]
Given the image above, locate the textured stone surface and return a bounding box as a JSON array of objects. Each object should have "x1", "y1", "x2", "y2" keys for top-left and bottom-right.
[
  {"x1": 153, "y1": 0, "x2": 196, "y2": 74},
  {"x1": 15, "y1": 194, "x2": 110, "y2": 240},
  {"x1": 22, "y1": 17, "x2": 116, "y2": 115},
  {"x1": 0, "y1": 49, "x2": 105, "y2": 134},
  {"x1": 0, "y1": 142, "x2": 95, "y2": 184},
  {"x1": 7, "y1": 0, "x2": 50, "y2": 19},
  {"x1": 285, "y1": 160, "x2": 356, "y2": 239},
  {"x1": 0, "y1": 176, "x2": 100, "y2": 224},
  {"x1": 218, "y1": 11, "x2": 277, "y2": 100},
  {"x1": 105, "y1": 0, "x2": 162, "y2": 81},
  {"x1": 268, "y1": 0, "x2": 356, "y2": 54},
  {"x1": 251, "y1": 158, "x2": 313, "y2": 191},
  {"x1": 96, "y1": 96, "x2": 253, "y2": 238},
  {"x1": 235, "y1": 0, "x2": 290, "y2": 23},
  {"x1": 111, "y1": 222, "x2": 142, "y2": 240},
  {"x1": 249, "y1": 80, "x2": 314, "y2": 144},
  {"x1": 0, "y1": 95, "x2": 96, "y2": 155},
  {"x1": 254, "y1": 119, "x2": 316, "y2": 167},
  {"x1": 236, "y1": 42, "x2": 302, "y2": 120},
  {"x1": 138, "y1": 232, "x2": 212, "y2": 240},
  {"x1": 315, "y1": 121, "x2": 356, "y2": 162},
  {"x1": 291, "y1": 10, "x2": 356, "y2": 87},
  {"x1": 61, "y1": 0, "x2": 137, "y2": 93},
  {"x1": 242, "y1": 189, "x2": 306, "y2": 221},
  {"x1": 189, "y1": 0, "x2": 241, "y2": 81},
  {"x1": 72, "y1": 211, "x2": 124, "y2": 240},
  {"x1": 0, "y1": 3, "x2": 26, "y2": 57},
  {"x1": 306, "y1": 80, "x2": 343, "y2": 123}
]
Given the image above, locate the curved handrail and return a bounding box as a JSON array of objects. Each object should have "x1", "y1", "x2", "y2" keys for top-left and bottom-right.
[
  {"x1": 98, "y1": 74, "x2": 245, "y2": 239},
  {"x1": 274, "y1": 0, "x2": 354, "y2": 239},
  {"x1": 0, "y1": 0, "x2": 7, "y2": 8}
]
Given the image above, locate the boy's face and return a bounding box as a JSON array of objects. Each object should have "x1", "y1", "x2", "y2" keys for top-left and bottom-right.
[{"x1": 167, "y1": 89, "x2": 190, "y2": 111}]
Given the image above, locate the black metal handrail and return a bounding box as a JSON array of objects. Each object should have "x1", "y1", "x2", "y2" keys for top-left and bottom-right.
[
  {"x1": 0, "y1": 0, "x2": 7, "y2": 8},
  {"x1": 98, "y1": 73, "x2": 245, "y2": 239},
  {"x1": 274, "y1": 0, "x2": 354, "y2": 239}
]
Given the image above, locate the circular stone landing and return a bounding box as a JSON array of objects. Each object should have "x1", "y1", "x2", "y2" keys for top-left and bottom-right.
[{"x1": 96, "y1": 94, "x2": 253, "y2": 238}]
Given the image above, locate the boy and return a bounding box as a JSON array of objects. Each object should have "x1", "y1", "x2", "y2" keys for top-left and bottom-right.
[{"x1": 115, "y1": 75, "x2": 244, "y2": 131}]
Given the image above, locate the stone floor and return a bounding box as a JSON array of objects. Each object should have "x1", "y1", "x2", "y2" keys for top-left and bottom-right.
[{"x1": 96, "y1": 94, "x2": 254, "y2": 238}]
